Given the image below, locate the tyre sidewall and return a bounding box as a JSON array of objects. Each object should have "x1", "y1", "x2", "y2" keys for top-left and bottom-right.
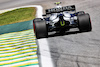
[{"x1": 77, "y1": 13, "x2": 92, "y2": 32}]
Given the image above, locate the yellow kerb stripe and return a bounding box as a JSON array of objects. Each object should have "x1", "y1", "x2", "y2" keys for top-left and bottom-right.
[
  {"x1": 0, "y1": 45, "x2": 37, "y2": 51},
  {"x1": 0, "y1": 50, "x2": 36, "y2": 57},
  {"x1": 0, "y1": 57, "x2": 38, "y2": 65},
  {"x1": 0, "y1": 38, "x2": 35, "y2": 43},
  {"x1": 0, "y1": 53, "x2": 36, "y2": 61},
  {"x1": 0, "y1": 40, "x2": 36, "y2": 45},
  {"x1": 0, "y1": 35, "x2": 35, "y2": 40},
  {"x1": 0, "y1": 43, "x2": 36, "y2": 48},
  {"x1": 0, "y1": 47, "x2": 37, "y2": 54},
  {"x1": 11, "y1": 61, "x2": 38, "y2": 67}
]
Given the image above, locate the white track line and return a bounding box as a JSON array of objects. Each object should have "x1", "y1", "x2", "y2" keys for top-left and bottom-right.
[
  {"x1": 35, "y1": 5, "x2": 54, "y2": 67},
  {"x1": 37, "y1": 39, "x2": 54, "y2": 67}
]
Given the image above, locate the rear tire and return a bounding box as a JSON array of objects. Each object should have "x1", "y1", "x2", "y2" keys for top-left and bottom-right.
[
  {"x1": 78, "y1": 13, "x2": 92, "y2": 32},
  {"x1": 33, "y1": 18, "x2": 48, "y2": 39}
]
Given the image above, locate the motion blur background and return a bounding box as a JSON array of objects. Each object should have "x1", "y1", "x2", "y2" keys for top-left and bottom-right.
[{"x1": 0, "y1": 0, "x2": 100, "y2": 67}]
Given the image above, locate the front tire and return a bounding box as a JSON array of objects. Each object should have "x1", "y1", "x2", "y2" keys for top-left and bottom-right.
[
  {"x1": 78, "y1": 13, "x2": 92, "y2": 32},
  {"x1": 33, "y1": 18, "x2": 48, "y2": 39}
]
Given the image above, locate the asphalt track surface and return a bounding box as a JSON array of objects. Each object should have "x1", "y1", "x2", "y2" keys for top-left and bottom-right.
[{"x1": 0, "y1": 0, "x2": 100, "y2": 67}]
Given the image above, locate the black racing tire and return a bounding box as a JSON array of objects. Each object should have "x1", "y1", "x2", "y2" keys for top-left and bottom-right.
[
  {"x1": 78, "y1": 13, "x2": 92, "y2": 32},
  {"x1": 33, "y1": 18, "x2": 48, "y2": 39}
]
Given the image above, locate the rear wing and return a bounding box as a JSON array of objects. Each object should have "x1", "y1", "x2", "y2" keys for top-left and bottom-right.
[{"x1": 45, "y1": 5, "x2": 76, "y2": 14}]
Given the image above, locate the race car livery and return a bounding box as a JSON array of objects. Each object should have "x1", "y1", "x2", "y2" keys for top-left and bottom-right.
[{"x1": 33, "y1": 2, "x2": 92, "y2": 39}]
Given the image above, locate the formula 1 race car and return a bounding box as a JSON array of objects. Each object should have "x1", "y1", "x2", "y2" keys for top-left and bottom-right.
[{"x1": 33, "y1": 2, "x2": 92, "y2": 39}]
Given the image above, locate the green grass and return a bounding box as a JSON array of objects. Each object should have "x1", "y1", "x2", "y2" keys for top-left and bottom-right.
[{"x1": 0, "y1": 7, "x2": 36, "y2": 26}]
